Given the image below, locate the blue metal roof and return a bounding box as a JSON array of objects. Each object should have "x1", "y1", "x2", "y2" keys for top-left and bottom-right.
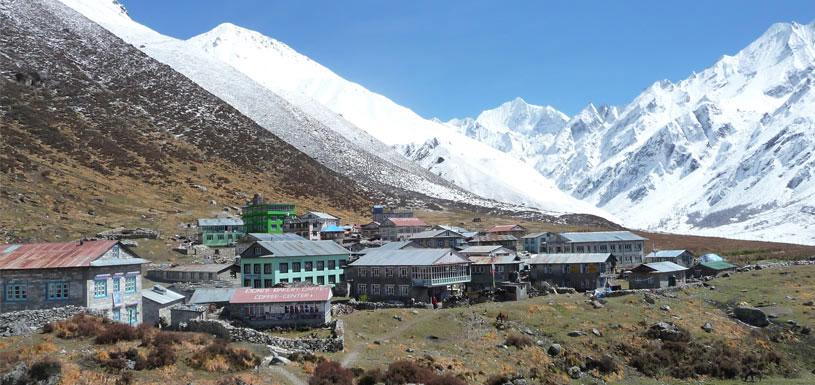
[
  {"x1": 255, "y1": 240, "x2": 350, "y2": 257},
  {"x1": 560, "y1": 231, "x2": 646, "y2": 242},
  {"x1": 350, "y1": 248, "x2": 468, "y2": 266},
  {"x1": 198, "y1": 218, "x2": 244, "y2": 227},
  {"x1": 320, "y1": 225, "x2": 346, "y2": 233}
]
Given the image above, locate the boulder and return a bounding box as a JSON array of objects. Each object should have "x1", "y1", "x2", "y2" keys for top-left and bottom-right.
[
  {"x1": 803, "y1": 301, "x2": 814, "y2": 306},
  {"x1": 702, "y1": 322, "x2": 714, "y2": 333},
  {"x1": 591, "y1": 328, "x2": 602, "y2": 337},
  {"x1": 646, "y1": 322, "x2": 689, "y2": 342},
  {"x1": 590, "y1": 300, "x2": 604, "y2": 309},
  {"x1": 643, "y1": 294, "x2": 656, "y2": 305},
  {"x1": 734, "y1": 306, "x2": 770, "y2": 327},
  {"x1": 567, "y1": 366, "x2": 582, "y2": 379},
  {"x1": 270, "y1": 356, "x2": 291, "y2": 366},
  {"x1": 567, "y1": 330, "x2": 585, "y2": 337},
  {"x1": 547, "y1": 344, "x2": 562, "y2": 357},
  {"x1": 660, "y1": 305, "x2": 671, "y2": 312}
]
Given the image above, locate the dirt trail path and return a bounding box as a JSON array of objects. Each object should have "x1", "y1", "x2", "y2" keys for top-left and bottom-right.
[{"x1": 340, "y1": 310, "x2": 436, "y2": 367}]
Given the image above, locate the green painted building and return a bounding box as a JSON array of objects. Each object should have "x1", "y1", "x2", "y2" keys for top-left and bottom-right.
[
  {"x1": 197, "y1": 218, "x2": 245, "y2": 247},
  {"x1": 241, "y1": 195, "x2": 295, "y2": 234},
  {"x1": 239, "y1": 240, "x2": 349, "y2": 288}
]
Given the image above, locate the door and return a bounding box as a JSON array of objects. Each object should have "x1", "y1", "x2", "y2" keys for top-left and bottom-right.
[
  {"x1": 127, "y1": 306, "x2": 138, "y2": 325},
  {"x1": 668, "y1": 275, "x2": 677, "y2": 287}
]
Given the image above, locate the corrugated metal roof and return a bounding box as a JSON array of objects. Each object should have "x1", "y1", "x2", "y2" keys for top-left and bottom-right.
[
  {"x1": 645, "y1": 250, "x2": 689, "y2": 258},
  {"x1": 527, "y1": 253, "x2": 613, "y2": 264},
  {"x1": 470, "y1": 234, "x2": 518, "y2": 242},
  {"x1": 189, "y1": 288, "x2": 236, "y2": 304},
  {"x1": 697, "y1": 261, "x2": 737, "y2": 270},
  {"x1": 350, "y1": 248, "x2": 469, "y2": 266},
  {"x1": 320, "y1": 225, "x2": 345, "y2": 233},
  {"x1": 468, "y1": 255, "x2": 520, "y2": 265},
  {"x1": 487, "y1": 224, "x2": 526, "y2": 233},
  {"x1": 634, "y1": 261, "x2": 688, "y2": 273},
  {"x1": 197, "y1": 218, "x2": 244, "y2": 227},
  {"x1": 230, "y1": 286, "x2": 332, "y2": 304},
  {"x1": 142, "y1": 285, "x2": 185, "y2": 305},
  {"x1": 521, "y1": 232, "x2": 548, "y2": 239},
  {"x1": 305, "y1": 212, "x2": 338, "y2": 220},
  {"x1": 409, "y1": 229, "x2": 462, "y2": 240},
  {"x1": 559, "y1": 231, "x2": 646, "y2": 242},
  {"x1": 90, "y1": 258, "x2": 150, "y2": 267},
  {"x1": 255, "y1": 240, "x2": 349, "y2": 257},
  {"x1": 384, "y1": 218, "x2": 427, "y2": 227},
  {"x1": 247, "y1": 233, "x2": 305, "y2": 241},
  {"x1": 0, "y1": 240, "x2": 125, "y2": 270},
  {"x1": 700, "y1": 253, "x2": 724, "y2": 263},
  {"x1": 459, "y1": 245, "x2": 504, "y2": 254},
  {"x1": 163, "y1": 263, "x2": 233, "y2": 273}
]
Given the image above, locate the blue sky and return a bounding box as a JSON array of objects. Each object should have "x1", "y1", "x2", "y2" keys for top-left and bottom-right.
[{"x1": 120, "y1": 0, "x2": 813, "y2": 119}]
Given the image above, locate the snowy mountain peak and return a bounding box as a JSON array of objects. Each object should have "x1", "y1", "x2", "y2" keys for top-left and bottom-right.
[{"x1": 474, "y1": 97, "x2": 569, "y2": 136}]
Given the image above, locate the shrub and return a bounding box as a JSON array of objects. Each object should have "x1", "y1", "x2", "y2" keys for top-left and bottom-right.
[
  {"x1": 357, "y1": 368, "x2": 382, "y2": 385},
  {"x1": 308, "y1": 361, "x2": 354, "y2": 385},
  {"x1": 485, "y1": 374, "x2": 511, "y2": 385},
  {"x1": 44, "y1": 314, "x2": 106, "y2": 339},
  {"x1": 505, "y1": 334, "x2": 533, "y2": 349},
  {"x1": 116, "y1": 372, "x2": 134, "y2": 385},
  {"x1": 383, "y1": 360, "x2": 436, "y2": 385},
  {"x1": 425, "y1": 374, "x2": 467, "y2": 385},
  {"x1": 29, "y1": 359, "x2": 62, "y2": 382},
  {"x1": 188, "y1": 340, "x2": 260, "y2": 372},
  {"x1": 95, "y1": 323, "x2": 139, "y2": 345}
]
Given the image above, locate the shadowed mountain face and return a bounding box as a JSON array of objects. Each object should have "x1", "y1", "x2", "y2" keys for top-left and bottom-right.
[{"x1": 0, "y1": 0, "x2": 372, "y2": 240}]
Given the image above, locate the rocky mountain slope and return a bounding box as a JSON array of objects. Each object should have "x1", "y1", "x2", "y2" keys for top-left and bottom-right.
[
  {"x1": 448, "y1": 22, "x2": 815, "y2": 244},
  {"x1": 0, "y1": 0, "x2": 373, "y2": 240}
]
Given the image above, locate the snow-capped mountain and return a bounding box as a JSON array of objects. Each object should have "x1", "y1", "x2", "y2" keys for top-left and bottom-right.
[
  {"x1": 450, "y1": 22, "x2": 815, "y2": 244},
  {"x1": 57, "y1": 0, "x2": 609, "y2": 217}
]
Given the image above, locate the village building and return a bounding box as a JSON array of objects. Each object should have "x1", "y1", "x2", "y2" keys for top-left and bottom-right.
[
  {"x1": 539, "y1": 231, "x2": 647, "y2": 269},
  {"x1": 690, "y1": 261, "x2": 737, "y2": 278},
  {"x1": 468, "y1": 234, "x2": 519, "y2": 250},
  {"x1": 141, "y1": 285, "x2": 185, "y2": 327},
  {"x1": 347, "y1": 248, "x2": 471, "y2": 302},
  {"x1": 239, "y1": 240, "x2": 349, "y2": 289},
  {"x1": 458, "y1": 245, "x2": 515, "y2": 259},
  {"x1": 521, "y1": 232, "x2": 547, "y2": 254},
  {"x1": 169, "y1": 304, "x2": 208, "y2": 328},
  {"x1": 241, "y1": 194, "x2": 296, "y2": 234},
  {"x1": 360, "y1": 222, "x2": 381, "y2": 239},
  {"x1": 486, "y1": 224, "x2": 528, "y2": 238},
  {"x1": 528, "y1": 253, "x2": 615, "y2": 292},
  {"x1": 188, "y1": 287, "x2": 236, "y2": 306},
  {"x1": 409, "y1": 229, "x2": 466, "y2": 249},
  {"x1": 379, "y1": 217, "x2": 429, "y2": 241},
  {"x1": 433, "y1": 225, "x2": 478, "y2": 238},
  {"x1": 227, "y1": 286, "x2": 332, "y2": 328},
  {"x1": 146, "y1": 263, "x2": 238, "y2": 283},
  {"x1": 644, "y1": 249, "x2": 695, "y2": 267},
  {"x1": 284, "y1": 211, "x2": 340, "y2": 240},
  {"x1": 319, "y1": 225, "x2": 347, "y2": 242},
  {"x1": 371, "y1": 205, "x2": 414, "y2": 224},
  {"x1": 628, "y1": 262, "x2": 687, "y2": 289},
  {"x1": 197, "y1": 218, "x2": 245, "y2": 247},
  {"x1": 0, "y1": 240, "x2": 148, "y2": 324},
  {"x1": 236, "y1": 233, "x2": 305, "y2": 255},
  {"x1": 464, "y1": 252, "x2": 522, "y2": 291}
]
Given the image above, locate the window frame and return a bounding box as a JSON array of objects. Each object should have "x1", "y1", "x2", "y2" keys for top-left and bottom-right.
[
  {"x1": 4, "y1": 282, "x2": 28, "y2": 302},
  {"x1": 47, "y1": 281, "x2": 69, "y2": 300},
  {"x1": 94, "y1": 279, "x2": 108, "y2": 298},
  {"x1": 125, "y1": 276, "x2": 137, "y2": 294}
]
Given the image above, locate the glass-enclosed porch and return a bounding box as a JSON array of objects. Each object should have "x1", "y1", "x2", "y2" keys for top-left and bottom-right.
[{"x1": 411, "y1": 264, "x2": 470, "y2": 287}]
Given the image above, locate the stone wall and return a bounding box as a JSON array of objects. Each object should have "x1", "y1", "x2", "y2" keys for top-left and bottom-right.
[
  {"x1": 181, "y1": 318, "x2": 344, "y2": 353},
  {"x1": 0, "y1": 306, "x2": 96, "y2": 336}
]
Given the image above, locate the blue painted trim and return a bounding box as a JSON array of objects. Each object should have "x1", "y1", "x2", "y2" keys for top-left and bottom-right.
[
  {"x1": 46, "y1": 280, "x2": 70, "y2": 301},
  {"x1": 4, "y1": 282, "x2": 29, "y2": 302},
  {"x1": 94, "y1": 279, "x2": 108, "y2": 298}
]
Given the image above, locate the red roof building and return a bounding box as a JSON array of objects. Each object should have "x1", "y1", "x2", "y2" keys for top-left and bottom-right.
[
  {"x1": 487, "y1": 224, "x2": 527, "y2": 234},
  {"x1": 227, "y1": 286, "x2": 333, "y2": 328},
  {"x1": 0, "y1": 240, "x2": 122, "y2": 270},
  {"x1": 385, "y1": 217, "x2": 427, "y2": 227}
]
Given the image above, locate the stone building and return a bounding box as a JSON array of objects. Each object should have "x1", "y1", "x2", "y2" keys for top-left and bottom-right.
[
  {"x1": 521, "y1": 232, "x2": 547, "y2": 254},
  {"x1": 371, "y1": 205, "x2": 414, "y2": 224},
  {"x1": 227, "y1": 286, "x2": 332, "y2": 329},
  {"x1": 239, "y1": 240, "x2": 349, "y2": 288},
  {"x1": 379, "y1": 218, "x2": 429, "y2": 241},
  {"x1": 486, "y1": 224, "x2": 527, "y2": 238},
  {"x1": 528, "y1": 253, "x2": 615, "y2": 292},
  {"x1": 537, "y1": 231, "x2": 647, "y2": 269},
  {"x1": 465, "y1": 253, "x2": 522, "y2": 291},
  {"x1": 197, "y1": 218, "x2": 244, "y2": 247},
  {"x1": 141, "y1": 285, "x2": 185, "y2": 326},
  {"x1": 468, "y1": 234, "x2": 519, "y2": 251},
  {"x1": 284, "y1": 212, "x2": 340, "y2": 240},
  {"x1": 346, "y1": 248, "x2": 470, "y2": 302},
  {"x1": 643, "y1": 249, "x2": 695, "y2": 268},
  {"x1": 146, "y1": 263, "x2": 238, "y2": 283},
  {"x1": 409, "y1": 229, "x2": 466, "y2": 249},
  {"x1": 0, "y1": 240, "x2": 148, "y2": 324},
  {"x1": 628, "y1": 262, "x2": 687, "y2": 289},
  {"x1": 689, "y1": 261, "x2": 737, "y2": 278}
]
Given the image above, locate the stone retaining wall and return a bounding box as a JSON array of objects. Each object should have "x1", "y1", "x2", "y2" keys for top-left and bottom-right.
[
  {"x1": 181, "y1": 319, "x2": 344, "y2": 353},
  {"x1": 0, "y1": 306, "x2": 94, "y2": 336}
]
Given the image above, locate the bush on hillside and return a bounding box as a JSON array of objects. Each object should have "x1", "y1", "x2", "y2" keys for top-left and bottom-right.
[
  {"x1": 505, "y1": 334, "x2": 533, "y2": 349},
  {"x1": 188, "y1": 340, "x2": 260, "y2": 372},
  {"x1": 43, "y1": 314, "x2": 107, "y2": 339},
  {"x1": 94, "y1": 323, "x2": 139, "y2": 345},
  {"x1": 308, "y1": 361, "x2": 354, "y2": 385}
]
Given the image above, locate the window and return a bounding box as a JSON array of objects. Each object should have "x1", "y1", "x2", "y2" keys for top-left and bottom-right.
[
  {"x1": 371, "y1": 284, "x2": 380, "y2": 295},
  {"x1": 244, "y1": 279, "x2": 251, "y2": 287},
  {"x1": 317, "y1": 276, "x2": 325, "y2": 285},
  {"x1": 206, "y1": 235, "x2": 213, "y2": 240},
  {"x1": 372, "y1": 268, "x2": 380, "y2": 278},
  {"x1": 253, "y1": 279, "x2": 261, "y2": 288},
  {"x1": 543, "y1": 265, "x2": 551, "y2": 274},
  {"x1": 94, "y1": 279, "x2": 107, "y2": 298},
  {"x1": 357, "y1": 283, "x2": 367, "y2": 294},
  {"x1": 264, "y1": 264, "x2": 272, "y2": 274},
  {"x1": 636, "y1": 243, "x2": 642, "y2": 251},
  {"x1": 317, "y1": 261, "x2": 325, "y2": 270},
  {"x1": 217, "y1": 234, "x2": 224, "y2": 240},
  {"x1": 47, "y1": 282, "x2": 69, "y2": 300},
  {"x1": 5, "y1": 283, "x2": 27, "y2": 301},
  {"x1": 399, "y1": 285, "x2": 409, "y2": 297},
  {"x1": 399, "y1": 267, "x2": 409, "y2": 277},
  {"x1": 279, "y1": 278, "x2": 289, "y2": 283},
  {"x1": 293, "y1": 278, "x2": 301, "y2": 282},
  {"x1": 328, "y1": 275, "x2": 336, "y2": 284},
  {"x1": 243, "y1": 264, "x2": 251, "y2": 274},
  {"x1": 625, "y1": 243, "x2": 633, "y2": 251},
  {"x1": 340, "y1": 259, "x2": 348, "y2": 268},
  {"x1": 112, "y1": 277, "x2": 121, "y2": 292},
  {"x1": 125, "y1": 276, "x2": 136, "y2": 293},
  {"x1": 293, "y1": 262, "x2": 301, "y2": 272},
  {"x1": 264, "y1": 279, "x2": 272, "y2": 288},
  {"x1": 112, "y1": 307, "x2": 121, "y2": 322},
  {"x1": 279, "y1": 263, "x2": 288, "y2": 273},
  {"x1": 496, "y1": 265, "x2": 505, "y2": 273},
  {"x1": 253, "y1": 264, "x2": 261, "y2": 274},
  {"x1": 385, "y1": 285, "x2": 395, "y2": 296},
  {"x1": 306, "y1": 277, "x2": 313, "y2": 283},
  {"x1": 359, "y1": 268, "x2": 368, "y2": 277},
  {"x1": 305, "y1": 262, "x2": 313, "y2": 271},
  {"x1": 386, "y1": 268, "x2": 394, "y2": 277},
  {"x1": 328, "y1": 260, "x2": 336, "y2": 269},
  {"x1": 126, "y1": 305, "x2": 138, "y2": 325},
  {"x1": 339, "y1": 274, "x2": 344, "y2": 282}
]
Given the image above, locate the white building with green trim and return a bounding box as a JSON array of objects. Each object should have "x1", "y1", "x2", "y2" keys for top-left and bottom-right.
[{"x1": 239, "y1": 240, "x2": 349, "y2": 288}]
